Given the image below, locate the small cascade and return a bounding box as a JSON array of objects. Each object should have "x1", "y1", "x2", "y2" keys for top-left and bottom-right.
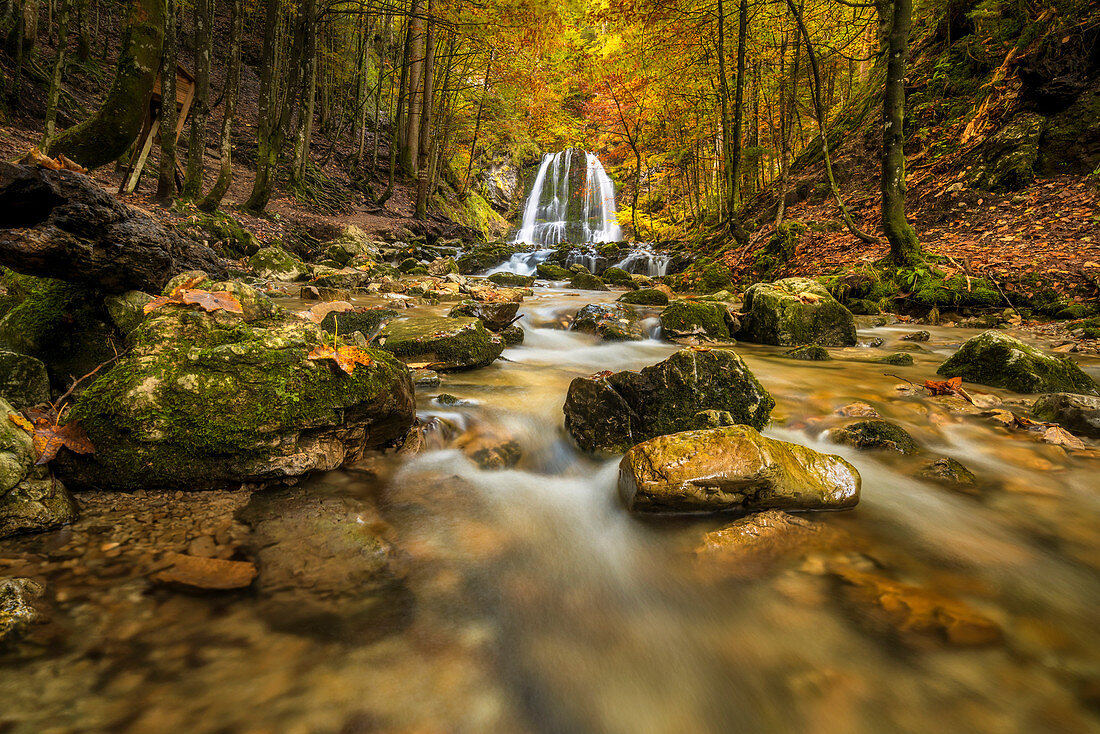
[
  {"x1": 513, "y1": 149, "x2": 623, "y2": 246},
  {"x1": 611, "y1": 244, "x2": 672, "y2": 277},
  {"x1": 487, "y1": 248, "x2": 555, "y2": 276}
]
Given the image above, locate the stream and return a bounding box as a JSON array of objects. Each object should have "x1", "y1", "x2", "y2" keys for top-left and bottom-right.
[{"x1": 3, "y1": 281, "x2": 1100, "y2": 734}]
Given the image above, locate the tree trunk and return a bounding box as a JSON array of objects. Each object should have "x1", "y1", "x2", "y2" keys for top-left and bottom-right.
[
  {"x1": 729, "y1": 0, "x2": 748, "y2": 211},
  {"x1": 402, "y1": 0, "x2": 425, "y2": 176},
  {"x1": 197, "y1": 0, "x2": 242, "y2": 212},
  {"x1": 716, "y1": 0, "x2": 734, "y2": 220},
  {"x1": 414, "y1": 4, "x2": 435, "y2": 219},
  {"x1": 181, "y1": 0, "x2": 214, "y2": 198},
  {"x1": 290, "y1": 8, "x2": 318, "y2": 188},
  {"x1": 463, "y1": 49, "x2": 492, "y2": 195},
  {"x1": 43, "y1": 0, "x2": 72, "y2": 145},
  {"x1": 155, "y1": 0, "x2": 178, "y2": 201},
  {"x1": 47, "y1": 0, "x2": 165, "y2": 169},
  {"x1": 881, "y1": 0, "x2": 921, "y2": 264}
]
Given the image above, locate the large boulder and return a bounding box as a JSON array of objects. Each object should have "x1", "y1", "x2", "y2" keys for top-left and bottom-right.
[
  {"x1": 323, "y1": 225, "x2": 380, "y2": 265},
  {"x1": 936, "y1": 330, "x2": 1099, "y2": 396},
  {"x1": 570, "y1": 303, "x2": 645, "y2": 341},
  {"x1": 487, "y1": 272, "x2": 534, "y2": 287},
  {"x1": 378, "y1": 316, "x2": 504, "y2": 371},
  {"x1": 1030, "y1": 393, "x2": 1100, "y2": 438},
  {"x1": 569, "y1": 272, "x2": 609, "y2": 291},
  {"x1": 618, "y1": 288, "x2": 669, "y2": 306},
  {"x1": 659, "y1": 300, "x2": 736, "y2": 342},
  {"x1": 455, "y1": 243, "x2": 517, "y2": 274},
  {"x1": 619, "y1": 425, "x2": 860, "y2": 514},
  {"x1": 0, "y1": 397, "x2": 78, "y2": 538},
  {"x1": 448, "y1": 300, "x2": 519, "y2": 332},
  {"x1": 0, "y1": 349, "x2": 49, "y2": 408},
  {"x1": 249, "y1": 245, "x2": 310, "y2": 282},
  {"x1": 536, "y1": 263, "x2": 571, "y2": 280},
  {"x1": 0, "y1": 163, "x2": 224, "y2": 292},
  {"x1": 740, "y1": 277, "x2": 856, "y2": 346},
  {"x1": 319, "y1": 307, "x2": 398, "y2": 339},
  {"x1": 564, "y1": 347, "x2": 775, "y2": 454},
  {"x1": 63, "y1": 278, "x2": 414, "y2": 490}
]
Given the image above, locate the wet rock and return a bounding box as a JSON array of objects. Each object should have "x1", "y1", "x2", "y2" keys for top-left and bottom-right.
[
  {"x1": 564, "y1": 348, "x2": 775, "y2": 454},
  {"x1": 397, "y1": 257, "x2": 425, "y2": 275},
  {"x1": 300, "y1": 285, "x2": 321, "y2": 300},
  {"x1": 323, "y1": 225, "x2": 380, "y2": 265},
  {"x1": 740, "y1": 277, "x2": 857, "y2": 347},
  {"x1": 465, "y1": 283, "x2": 527, "y2": 304},
  {"x1": 569, "y1": 272, "x2": 609, "y2": 291},
  {"x1": 319, "y1": 307, "x2": 398, "y2": 340},
  {"x1": 0, "y1": 162, "x2": 224, "y2": 293},
  {"x1": 919, "y1": 457, "x2": 978, "y2": 490},
  {"x1": 104, "y1": 290, "x2": 155, "y2": 335},
  {"x1": 829, "y1": 419, "x2": 920, "y2": 455},
  {"x1": 0, "y1": 577, "x2": 43, "y2": 646},
  {"x1": 783, "y1": 345, "x2": 830, "y2": 361},
  {"x1": 696, "y1": 509, "x2": 846, "y2": 580},
  {"x1": 411, "y1": 368, "x2": 441, "y2": 387},
  {"x1": 659, "y1": 300, "x2": 735, "y2": 342},
  {"x1": 1030, "y1": 393, "x2": 1100, "y2": 438},
  {"x1": 447, "y1": 300, "x2": 519, "y2": 332},
  {"x1": 570, "y1": 303, "x2": 645, "y2": 341},
  {"x1": 900, "y1": 330, "x2": 930, "y2": 342},
  {"x1": 619, "y1": 425, "x2": 860, "y2": 513},
  {"x1": 833, "y1": 566, "x2": 1001, "y2": 646},
  {"x1": 249, "y1": 245, "x2": 310, "y2": 282},
  {"x1": 500, "y1": 324, "x2": 524, "y2": 346},
  {"x1": 487, "y1": 272, "x2": 535, "y2": 287},
  {"x1": 868, "y1": 352, "x2": 914, "y2": 366},
  {"x1": 455, "y1": 425, "x2": 523, "y2": 469},
  {"x1": 536, "y1": 262, "x2": 571, "y2": 280},
  {"x1": 427, "y1": 257, "x2": 458, "y2": 277},
  {"x1": 455, "y1": 243, "x2": 518, "y2": 274},
  {"x1": 0, "y1": 396, "x2": 78, "y2": 537},
  {"x1": 62, "y1": 279, "x2": 414, "y2": 490},
  {"x1": 310, "y1": 266, "x2": 375, "y2": 290},
  {"x1": 602, "y1": 267, "x2": 635, "y2": 287},
  {"x1": 617, "y1": 288, "x2": 669, "y2": 306},
  {"x1": 0, "y1": 348, "x2": 49, "y2": 408},
  {"x1": 379, "y1": 316, "x2": 504, "y2": 371},
  {"x1": 151, "y1": 552, "x2": 258, "y2": 591},
  {"x1": 937, "y1": 330, "x2": 1099, "y2": 396},
  {"x1": 835, "y1": 402, "x2": 880, "y2": 418},
  {"x1": 694, "y1": 409, "x2": 737, "y2": 428}
]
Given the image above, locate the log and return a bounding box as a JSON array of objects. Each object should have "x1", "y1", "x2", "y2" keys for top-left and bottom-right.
[{"x1": 0, "y1": 163, "x2": 225, "y2": 293}]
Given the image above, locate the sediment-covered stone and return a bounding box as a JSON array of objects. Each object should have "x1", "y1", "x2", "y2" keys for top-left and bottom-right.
[
  {"x1": 937, "y1": 330, "x2": 1098, "y2": 395},
  {"x1": 379, "y1": 316, "x2": 504, "y2": 371},
  {"x1": 570, "y1": 303, "x2": 645, "y2": 341},
  {"x1": 740, "y1": 277, "x2": 857, "y2": 346}
]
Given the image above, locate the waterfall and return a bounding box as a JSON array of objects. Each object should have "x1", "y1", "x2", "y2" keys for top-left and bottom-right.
[
  {"x1": 513, "y1": 149, "x2": 623, "y2": 246},
  {"x1": 611, "y1": 244, "x2": 672, "y2": 277}
]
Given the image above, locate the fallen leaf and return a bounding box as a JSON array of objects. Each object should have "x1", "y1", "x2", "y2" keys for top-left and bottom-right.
[
  {"x1": 7, "y1": 414, "x2": 33, "y2": 432},
  {"x1": 308, "y1": 344, "x2": 373, "y2": 374},
  {"x1": 25, "y1": 409, "x2": 94, "y2": 465},
  {"x1": 179, "y1": 289, "x2": 245, "y2": 314}
]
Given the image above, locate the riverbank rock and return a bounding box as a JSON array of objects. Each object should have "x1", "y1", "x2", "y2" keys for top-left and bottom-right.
[
  {"x1": 379, "y1": 316, "x2": 504, "y2": 371},
  {"x1": 619, "y1": 425, "x2": 860, "y2": 513},
  {"x1": 0, "y1": 578, "x2": 44, "y2": 646},
  {"x1": 0, "y1": 349, "x2": 49, "y2": 408},
  {"x1": 739, "y1": 277, "x2": 857, "y2": 346},
  {"x1": 1030, "y1": 393, "x2": 1100, "y2": 438},
  {"x1": 319, "y1": 307, "x2": 397, "y2": 340},
  {"x1": 695, "y1": 509, "x2": 850, "y2": 580},
  {"x1": 569, "y1": 272, "x2": 609, "y2": 291},
  {"x1": 936, "y1": 330, "x2": 1099, "y2": 395},
  {"x1": 784, "y1": 345, "x2": 830, "y2": 361},
  {"x1": 455, "y1": 243, "x2": 517, "y2": 274},
  {"x1": 570, "y1": 303, "x2": 645, "y2": 341},
  {"x1": 659, "y1": 300, "x2": 735, "y2": 342},
  {"x1": 828, "y1": 419, "x2": 920, "y2": 454},
  {"x1": 602, "y1": 267, "x2": 635, "y2": 287},
  {"x1": 63, "y1": 278, "x2": 414, "y2": 490},
  {"x1": 448, "y1": 300, "x2": 519, "y2": 331},
  {"x1": 618, "y1": 288, "x2": 669, "y2": 306},
  {"x1": 919, "y1": 457, "x2": 978, "y2": 491},
  {"x1": 487, "y1": 272, "x2": 535, "y2": 287},
  {"x1": 323, "y1": 225, "x2": 380, "y2": 265},
  {"x1": 0, "y1": 397, "x2": 79, "y2": 537},
  {"x1": 249, "y1": 245, "x2": 310, "y2": 282},
  {"x1": 536, "y1": 263, "x2": 571, "y2": 280},
  {"x1": 0, "y1": 163, "x2": 224, "y2": 293},
  {"x1": 564, "y1": 347, "x2": 775, "y2": 454}
]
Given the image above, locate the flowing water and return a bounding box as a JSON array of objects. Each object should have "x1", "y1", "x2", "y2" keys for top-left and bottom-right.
[
  {"x1": 4, "y1": 284, "x2": 1100, "y2": 734},
  {"x1": 513, "y1": 149, "x2": 623, "y2": 246}
]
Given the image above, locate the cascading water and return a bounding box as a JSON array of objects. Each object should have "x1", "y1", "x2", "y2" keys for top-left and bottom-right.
[
  {"x1": 513, "y1": 149, "x2": 623, "y2": 246},
  {"x1": 610, "y1": 243, "x2": 672, "y2": 277}
]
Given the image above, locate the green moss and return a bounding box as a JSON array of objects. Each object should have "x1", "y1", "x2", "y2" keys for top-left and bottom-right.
[
  {"x1": 455, "y1": 244, "x2": 518, "y2": 274},
  {"x1": 753, "y1": 221, "x2": 804, "y2": 279},
  {"x1": 571, "y1": 304, "x2": 644, "y2": 341},
  {"x1": 660, "y1": 301, "x2": 731, "y2": 341},
  {"x1": 602, "y1": 267, "x2": 635, "y2": 287},
  {"x1": 176, "y1": 210, "x2": 259, "y2": 260},
  {"x1": 569, "y1": 272, "x2": 609, "y2": 291},
  {"x1": 741, "y1": 278, "x2": 856, "y2": 347},
  {"x1": 830, "y1": 419, "x2": 920, "y2": 455},
  {"x1": 379, "y1": 316, "x2": 504, "y2": 370},
  {"x1": 937, "y1": 330, "x2": 1099, "y2": 395},
  {"x1": 618, "y1": 288, "x2": 669, "y2": 306},
  {"x1": 536, "y1": 263, "x2": 571, "y2": 280},
  {"x1": 667, "y1": 257, "x2": 735, "y2": 294},
  {"x1": 487, "y1": 272, "x2": 535, "y2": 287},
  {"x1": 783, "y1": 345, "x2": 830, "y2": 360}
]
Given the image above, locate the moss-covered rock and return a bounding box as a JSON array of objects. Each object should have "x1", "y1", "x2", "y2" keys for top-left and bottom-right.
[
  {"x1": 455, "y1": 244, "x2": 518, "y2": 274},
  {"x1": 0, "y1": 578, "x2": 44, "y2": 646},
  {"x1": 868, "y1": 352, "x2": 914, "y2": 366},
  {"x1": 784, "y1": 345, "x2": 830, "y2": 361},
  {"x1": 427, "y1": 257, "x2": 459, "y2": 276},
  {"x1": 487, "y1": 272, "x2": 535, "y2": 287},
  {"x1": 0, "y1": 350, "x2": 49, "y2": 409},
  {"x1": 500, "y1": 324, "x2": 524, "y2": 346},
  {"x1": 828, "y1": 419, "x2": 920, "y2": 455},
  {"x1": 177, "y1": 210, "x2": 260, "y2": 260},
  {"x1": 536, "y1": 263, "x2": 571, "y2": 280},
  {"x1": 0, "y1": 397, "x2": 78, "y2": 538},
  {"x1": 740, "y1": 277, "x2": 857, "y2": 347},
  {"x1": 63, "y1": 280, "x2": 414, "y2": 490},
  {"x1": 319, "y1": 307, "x2": 398, "y2": 339},
  {"x1": 104, "y1": 290, "x2": 155, "y2": 335},
  {"x1": 968, "y1": 112, "x2": 1045, "y2": 192},
  {"x1": 447, "y1": 300, "x2": 519, "y2": 332},
  {"x1": 659, "y1": 300, "x2": 735, "y2": 342},
  {"x1": 937, "y1": 330, "x2": 1099, "y2": 395},
  {"x1": 919, "y1": 457, "x2": 977, "y2": 489},
  {"x1": 397, "y1": 257, "x2": 425, "y2": 274},
  {"x1": 1030, "y1": 393, "x2": 1100, "y2": 438},
  {"x1": 602, "y1": 267, "x2": 635, "y2": 288},
  {"x1": 667, "y1": 258, "x2": 735, "y2": 294},
  {"x1": 569, "y1": 272, "x2": 609, "y2": 291},
  {"x1": 618, "y1": 288, "x2": 669, "y2": 306},
  {"x1": 379, "y1": 316, "x2": 504, "y2": 371},
  {"x1": 570, "y1": 303, "x2": 645, "y2": 341},
  {"x1": 249, "y1": 246, "x2": 310, "y2": 282},
  {"x1": 619, "y1": 425, "x2": 860, "y2": 513},
  {"x1": 324, "y1": 225, "x2": 380, "y2": 265},
  {"x1": 564, "y1": 348, "x2": 775, "y2": 454},
  {"x1": 753, "y1": 221, "x2": 804, "y2": 278}
]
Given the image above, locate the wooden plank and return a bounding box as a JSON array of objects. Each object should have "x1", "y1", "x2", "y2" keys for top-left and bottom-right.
[{"x1": 122, "y1": 117, "x2": 161, "y2": 194}]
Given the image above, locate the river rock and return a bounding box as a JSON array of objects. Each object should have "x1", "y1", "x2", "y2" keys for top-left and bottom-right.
[
  {"x1": 1030, "y1": 393, "x2": 1100, "y2": 438},
  {"x1": 936, "y1": 330, "x2": 1099, "y2": 395},
  {"x1": 465, "y1": 283, "x2": 527, "y2": 304},
  {"x1": 740, "y1": 277, "x2": 857, "y2": 346},
  {"x1": 319, "y1": 307, "x2": 398, "y2": 340},
  {"x1": 62, "y1": 278, "x2": 414, "y2": 490},
  {"x1": 448, "y1": 300, "x2": 519, "y2": 332},
  {"x1": 0, "y1": 349, "x2": 49, "y2": 408},
  {"x1": 249, "y1": 245, "x2": 310, "y2": 282},
  {"x1": 919, "y1": 457, "x2": 978, "y2": 491},
  {"x1": 427, "y1": 257, "x2": 459, "y2": 276},
  {"x1": 104, "y1": 290, "x2": 155, "y2": 335},
  {"x1": 536, "y1": 262, "x2": 571, "y2": 280},
  {"x1": 618, "y1": 288, "x2": 669, "y2": 306},
  {"x1": 0, "y1": 396, "x2": 79, "y2": 537},
  {"x1": 569, "y1": 272, "x2": 609, "y2": 291},
  {"x1": 659, "y1": 300, "x2": 736, "y2": 342},
  {"x1": 323, "y1": 225, "x2": 380, "y2": 265},
  {"x1": 619, "y1": 425, "x2": 860, "y2": 513},
  {"x1": 695, "y1": 509, "x2": 849, "y2": 580},
  {"x1": 570, "y1": 303, "x2": 645, "y2": 341},
  {"x1": 487, "y1": 272, "x2": 535, "y2": 287},
  {"x1": 379, "y1": 316, "x2": 504, "y2": 371},
  {"x1": 784, "y1": 345, "x2": 830, "y2": 360},
  {"x1": 0, "y1": 578, "x2": 44, "y2": 646},
  {"x1": 456, "y1": 243, "x2": 518, "y2": 274},
  {"x1": 563, "y1": 347, "x2": 775, "y2": 454},
  {"x1": 829, "y1": 419, "x2": 920, "y2": 454},
  {"x1": 602, "y1": 267, "x2": 635, "y2": 287},
  {"x1": 0, "y1": 162, "x2": 224, "y2": 293}
]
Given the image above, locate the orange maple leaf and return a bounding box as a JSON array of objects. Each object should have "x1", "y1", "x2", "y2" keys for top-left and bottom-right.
[
  {"x1": 25, "y1": 409, "x2": 94, "y2": 465},
  {"x1": 307, "y1": 345, "x2": 373, "y2": 375}
]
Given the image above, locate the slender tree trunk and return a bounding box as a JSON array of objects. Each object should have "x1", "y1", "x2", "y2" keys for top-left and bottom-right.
[
  {"x1": 291, "y1": 6, "x2": 318, "y2": 188},
  {"x1": 156, "y1": 0, "x2": 178, "y2": 200},
  {"x1": 716, "y1": 0, "x2": 734, "y2": 221},
  {"x1": 181, "y1": 0, "x2": 214, "y2": 198},
  {"x1": 414, "y1": 5, "x2": 435, "y2": 219},
  {"x1": 463, "y1": 49, "x2": 492, "y2": 195},
  {"x1": 402, "y1": 0, "x2": 425, "y2": 175},
  {"x1": 379, "y1": 7, "x2": 411, "y2": 207},
  {"x1": 881, "y1": 0, "x2": 921, "y2": 264},
  {"x1": 729, "y1": 0, "x2": 748, "y2": 211},
  {"x1": 48, "y1": 0, "x2": 166, "y2": 169},
  {"x1": 371, "y1": 12, "x2": 390, "y2": 170},
  {"x1": 43, "y1": 0, "x2": 72, "y2": 145},
  {"x1": 197, "y1": 0, "x2": 242, "y2": 212}
]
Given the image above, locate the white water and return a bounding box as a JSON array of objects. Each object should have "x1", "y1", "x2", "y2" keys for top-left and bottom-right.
[
  {"x1": 487, "y1": 248, "x2": 556, "y2": 276},
  {"x1": 611, "y1": 243, "x2": 672, "y2": 277},
  {"x1": 513, "y1": 149, "x2": 623, "y2": 246}
]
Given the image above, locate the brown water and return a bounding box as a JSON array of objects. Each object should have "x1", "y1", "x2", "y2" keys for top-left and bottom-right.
[{"x1": 3, "y1": 285, "x2": 1100, "y2": 734}]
